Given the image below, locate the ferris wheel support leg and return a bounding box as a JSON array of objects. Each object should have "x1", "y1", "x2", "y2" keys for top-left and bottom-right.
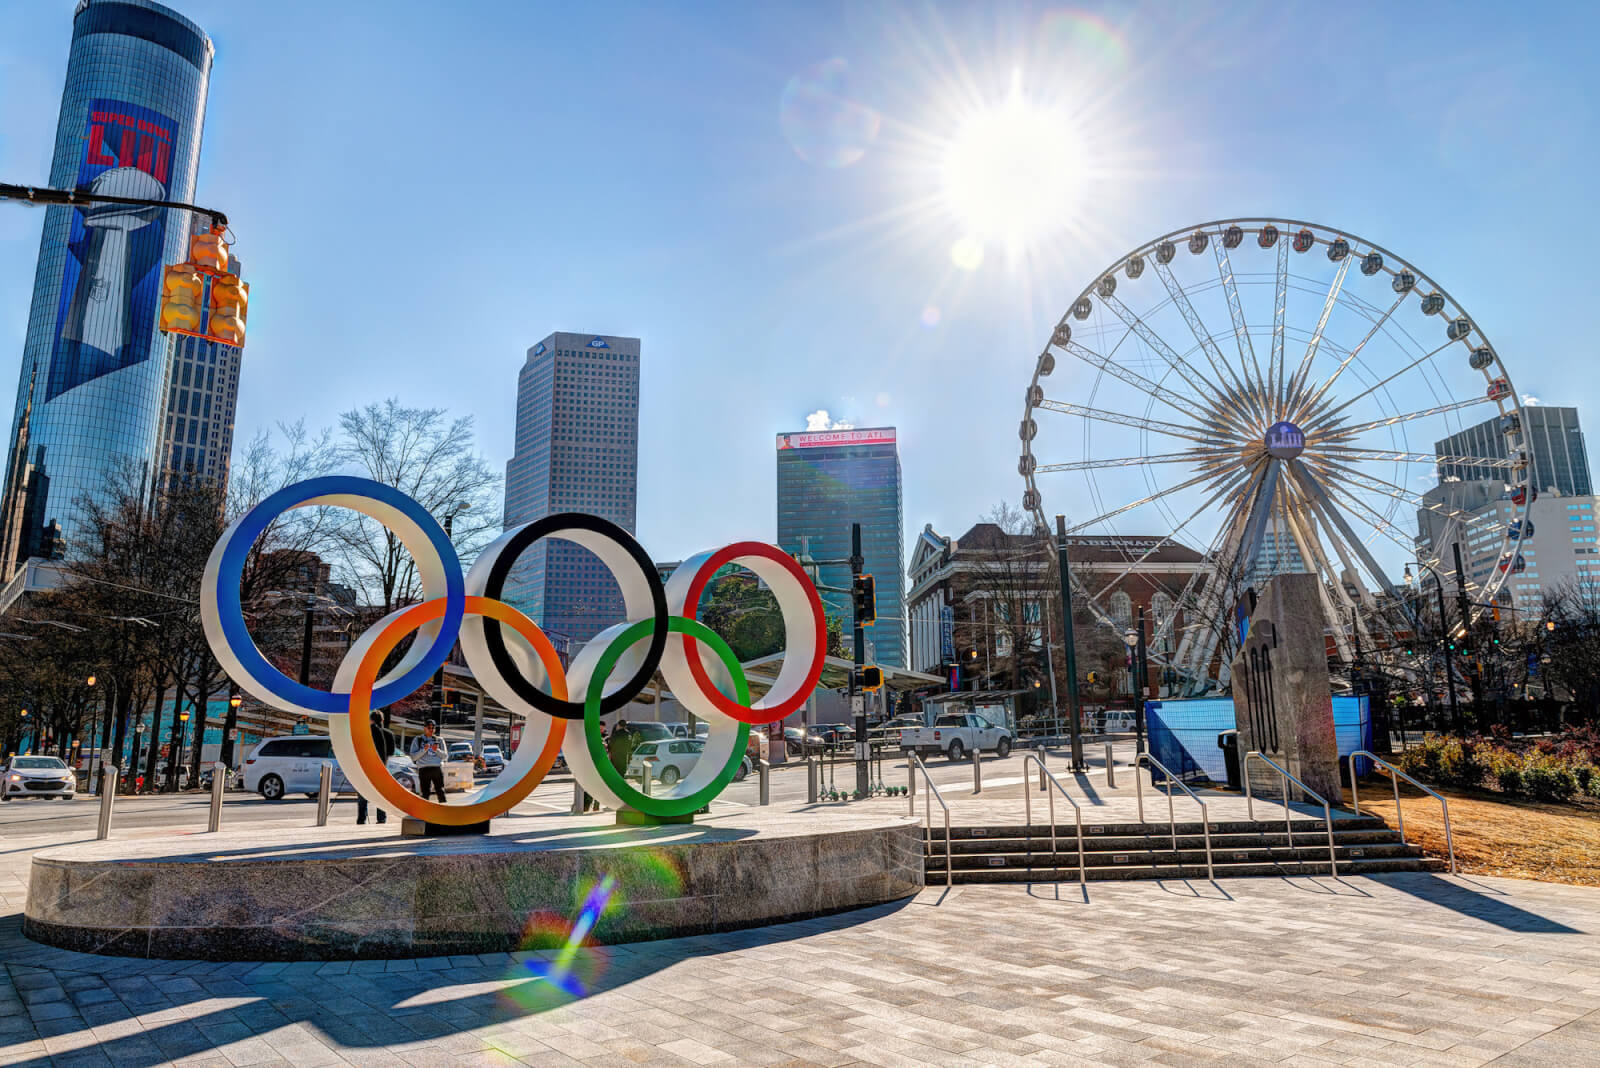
[
  {"x1": 1289, "y1": 461, "x2": 1402, "y2": 598},
  {"x1": 1280, "y1": 491, "x2": 1358, "y2": 663}
]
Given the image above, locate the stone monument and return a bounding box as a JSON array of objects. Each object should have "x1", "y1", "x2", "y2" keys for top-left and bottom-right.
[{"x1": 1229, "y1": 572, "x2": 1341, "y2": 802}]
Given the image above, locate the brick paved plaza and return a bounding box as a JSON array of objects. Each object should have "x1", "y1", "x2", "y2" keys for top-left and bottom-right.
[{"x1": 4, "y1": 814, "x2": 1598, "y2": 1067}]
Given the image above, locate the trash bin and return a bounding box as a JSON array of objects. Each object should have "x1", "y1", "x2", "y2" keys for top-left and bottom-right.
[{"x1": 1217, "y1": 730, "x2": 1241, "y2": 791}]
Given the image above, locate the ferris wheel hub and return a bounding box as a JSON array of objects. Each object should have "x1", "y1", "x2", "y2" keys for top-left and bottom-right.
[{"x1": 1265, "y1": 420, "x2": 1306, "y2": 460}]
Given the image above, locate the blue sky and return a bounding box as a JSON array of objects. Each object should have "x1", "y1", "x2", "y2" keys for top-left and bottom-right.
[{"x1": 2, "y1": 0, "x2": 1598, "y2": 567}]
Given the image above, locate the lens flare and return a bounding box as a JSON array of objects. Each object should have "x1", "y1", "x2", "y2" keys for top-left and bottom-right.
[
  {"x1": 502, "y1": 875, "x2": 618, "y2": 1007},
  {"x1": 920, "y1": 305, "x2": 941, "y2": 328},
  {"x1": 1035, "y1": 10, "x2": 1129, "y2": 69},
  {"x1": 779, "y1": 58, "x2": 881, "y2": 168},
  {"x1": 499, "y1": 850, "x2": 689, "y2": 1007},
  {"x1": 950, "y1": 236, "x2": 984, "y2": 271}
]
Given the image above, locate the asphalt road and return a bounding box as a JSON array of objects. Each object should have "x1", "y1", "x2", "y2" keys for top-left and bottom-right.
[{"x1": 0, "y1": 748, "x2": 1052, "y2": 838}]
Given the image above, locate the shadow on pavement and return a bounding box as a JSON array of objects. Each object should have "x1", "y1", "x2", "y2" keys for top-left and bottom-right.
[
  {"x1": 1, "y1": 895, "x2": 915, "y2": 1065},
  {"x1": 1373, "y1": 872, "x2": 1583, "y2": 933}
]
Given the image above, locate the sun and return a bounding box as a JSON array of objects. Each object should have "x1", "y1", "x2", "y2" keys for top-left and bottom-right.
[{"x1": 939, "y1": 75, "x2": 1082, "y2": 252}]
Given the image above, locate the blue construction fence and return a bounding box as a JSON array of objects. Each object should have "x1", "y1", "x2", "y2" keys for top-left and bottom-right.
[{"x1": 1145, "y1": 697, "x2": 1372, "y2": 785}]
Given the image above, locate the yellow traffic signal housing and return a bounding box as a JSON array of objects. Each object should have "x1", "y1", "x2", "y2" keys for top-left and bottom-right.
[
  {"x1": 190, "y1": 230, "x2": 230, "y2": 274},
  {"x1": 856, "y1": 665, "x2": 883, "y2": 691},
  {"x1": 207, "y1": 273, "x2": 249, "y2": 346},
  {"x1": 852, "y1": 574, "x2": 876, "y2": 626},
  {"x1": 158, "y1": 265, "x2": 204, "y2": 333}
]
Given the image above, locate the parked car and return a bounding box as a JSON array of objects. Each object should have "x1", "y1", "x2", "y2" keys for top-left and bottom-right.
[
  {"x1": 447, "y1": 740, "x2": 475, "y2": 763},
  {"x1": 626, "y1": 738, "x2": 753, "y2": 786},
  {"x1": 241, "y1": 735, "x2": 418, "y2": 800},
  {"x1": 877, "y1": 715, "x2": 925, "y2": 747},
  {"x1": 899, "y1": 713, "x2": 1013, "y2": 762},
  {"x1": 2, "y1": 754, "x2": 75, "y2": 800},
  {"x1": 783, "y1": 727, "x2": 809, "y2": 757},
  {"x1": 626, "y1": 722, "x2": 677, "y2": 745},
  {"x1": 480, "y1": 744, "x2": 505, "y2": 775}
]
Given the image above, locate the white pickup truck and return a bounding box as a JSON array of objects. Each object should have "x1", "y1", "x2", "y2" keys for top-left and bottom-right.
[{"x1": 899, "y1": 713, "x2": 1013, "y2": 762}]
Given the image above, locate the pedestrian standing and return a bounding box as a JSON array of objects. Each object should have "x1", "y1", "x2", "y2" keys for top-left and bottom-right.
[
  {"x1": 411, "y1": 719, "x2": 447, "y2": 802},
  {"x1": 357, "y1": 710, "x2": 396, "y2": 825}
]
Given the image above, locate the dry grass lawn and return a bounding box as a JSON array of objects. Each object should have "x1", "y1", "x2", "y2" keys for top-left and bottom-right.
[{"x1": 1340, "y1": 779, "x2": 1600, "y2": 887}]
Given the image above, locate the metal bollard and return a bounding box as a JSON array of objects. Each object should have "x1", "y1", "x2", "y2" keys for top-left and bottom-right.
[
  {"x1": 759, "y1": 760, "x2": 770, "y2": 806},
  {"x1": 571, "y1": 779, "x2": 584, "y2": 815},
  {"x1": 1105, "y1": 742, "x2": 1116, "y2": 788},
  {"x1": 315, "y1": 763, "x2": 332, "y2": 826},
  {"x1": 642, "y1": 760, "x2": 654, "y2": 797},
  {"x1": 807, "y1": 756, "x2": 818, "y2": 803},
  {"x1": 907, "y1": 760, "x2": 915, "y2": 814},
  {"x1": 972, "y1": 747, "x2": 982, "y2": 794},
  {"x1": 1037, "y1": 744, "x2": 1047, "y2": 791},
  {"x1": 207, "y1": 762, "x2": 225, "y2": 832},
  {"x1": 95, "y1": 764, "x2": 118, "y2": 840}
]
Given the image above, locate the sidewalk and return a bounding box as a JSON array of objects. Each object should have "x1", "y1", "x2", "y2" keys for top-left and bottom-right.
[{"x1": 3, "y1": 814, "x2": 1599, "y2": 1066}]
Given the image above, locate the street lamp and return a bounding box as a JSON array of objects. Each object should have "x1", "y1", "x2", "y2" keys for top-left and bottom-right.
[
  {"x1": 1403, "y1": 561, "x2": 1462, "y2": 735},
  {"x1": 176, "y1": 709, "x2": 191, "y2": 791},
  {"x1": 1121, "y1": 626, "x2": 1146, "y2": 754},
  {"x1": 133, "y1": 720, "x2": 145, "y2": 790}
]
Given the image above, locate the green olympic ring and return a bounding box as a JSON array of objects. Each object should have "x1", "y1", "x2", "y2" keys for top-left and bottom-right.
[{"x1": 583, "y1": 615, "x2": 750, "y2": 818}]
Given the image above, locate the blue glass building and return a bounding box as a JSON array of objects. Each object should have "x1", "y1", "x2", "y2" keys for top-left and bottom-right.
[
  {"x1": 776, "y1": 427, "x2": 905, "y2": 667},
  {"x1": 0, "y1": 0, "x2": 213, "y2": 574},
  {"x1": 503, "y1": 332, "x2": 640, "y2": 645}
]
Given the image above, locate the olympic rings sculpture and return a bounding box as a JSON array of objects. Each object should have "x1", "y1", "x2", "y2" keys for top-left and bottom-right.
[{"x1": 201, "y1": 476, "x2": 827, "y2": 824}]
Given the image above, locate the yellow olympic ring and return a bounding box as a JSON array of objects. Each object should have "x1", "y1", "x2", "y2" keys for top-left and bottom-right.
[{"x1": 332, "y1": 596, "x2": 568, "y2": 826}]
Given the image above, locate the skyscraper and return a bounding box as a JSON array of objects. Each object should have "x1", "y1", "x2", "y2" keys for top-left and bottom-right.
[
  {"x1": 157, "y1": 216, "x2": 242, "y2": 490},
  {"x1": 776, "y1": 427, "x2": 905, "y2": 667},
  {"x1": 1435, "y1": 406, "x2": 1592, "y2": 497},
  {"x1": 0, "y1": 0, "x2": 214, "y2": 576},
  {"x1": 502, "y1": 332, "x2": 640, "y2": 645}
]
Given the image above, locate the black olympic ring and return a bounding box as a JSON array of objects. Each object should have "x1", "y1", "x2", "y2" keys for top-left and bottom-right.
[{"x1": 477, "y1": 513, "x2": 668, "y2": 720}]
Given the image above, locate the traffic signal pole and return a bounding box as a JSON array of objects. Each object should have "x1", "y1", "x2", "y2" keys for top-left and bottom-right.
[
  {"x1": 849, "y1": 523, "x2": 869, "y2": 796},
  {"x1": 1, "y1": 182, "x2": 227, "y2": 228}
]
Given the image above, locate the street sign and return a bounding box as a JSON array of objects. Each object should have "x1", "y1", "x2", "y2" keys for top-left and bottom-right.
[
  {"x1": 851, "y1": 695, "x2": 864, "y2": 713},
  {"x1": 854, "y1": 742, "x2": 869, "y2": 761}
]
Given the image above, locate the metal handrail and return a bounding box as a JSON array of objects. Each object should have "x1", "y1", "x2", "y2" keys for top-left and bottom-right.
[
  {"x1": 1348, "y1": 750, "x2": 1456, "y2": 874},
  {"x1": 1020, "y1": 753, "x2": 1085, "y2": 885},
  {"x1": 1243, "y1": 751, "x2": 1337, "y2": 876},
  {"x1": 907, "y1": 753, "x2": 952, "y2": 887},
  {"x1": 1133, "y1": 753, "x2": 1213, "y2": 879}
]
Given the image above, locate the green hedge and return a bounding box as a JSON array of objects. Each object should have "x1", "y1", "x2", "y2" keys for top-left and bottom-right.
[{"x1": 1397, "y1": 733, "x2": 1598, "y2": 803}]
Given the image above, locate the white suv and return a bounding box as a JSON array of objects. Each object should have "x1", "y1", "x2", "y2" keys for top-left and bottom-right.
[
  {"x1": 241, "y1": 735, "x2": 417, "y2": 800},
  {"x1": 2, "y1": 755, "x2": 75, "y2": 800}
]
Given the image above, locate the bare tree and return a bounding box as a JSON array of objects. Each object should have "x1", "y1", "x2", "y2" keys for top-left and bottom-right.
[{"x1": 331, "y1": 400, "x2": 502, "y2": 615}]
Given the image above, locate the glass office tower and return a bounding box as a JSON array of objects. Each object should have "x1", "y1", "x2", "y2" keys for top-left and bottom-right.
[
  {"x1": 776, "y1": 427, "x2": 905, "y2": 667},
  {"x1": 0, "y1": 0, "x2": 213, "y2": 576},
  {"x1": 502, "y1": 332, "x2": 640, "y2": 645},
  {"x1": 1435, "y1": 407, "x2": 1592, "y2": 498}
]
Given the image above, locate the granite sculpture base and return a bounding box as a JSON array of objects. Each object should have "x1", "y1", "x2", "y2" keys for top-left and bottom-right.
[
  {"x1": 1230, "y1": 572, "x2": 1342, "y2": 802},
  {"x1": 23, "y1": 807, "x2": 923, "y2": 960}
]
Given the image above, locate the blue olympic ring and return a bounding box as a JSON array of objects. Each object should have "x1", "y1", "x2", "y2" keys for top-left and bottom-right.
[{"x1": 209, "y1": 475, "x2": 465, "y2": 715}]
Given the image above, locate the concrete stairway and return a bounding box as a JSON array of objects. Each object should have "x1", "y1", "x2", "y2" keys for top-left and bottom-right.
[{"x1": 923, "y1": 816, "x2": 1446, "y2": 883}]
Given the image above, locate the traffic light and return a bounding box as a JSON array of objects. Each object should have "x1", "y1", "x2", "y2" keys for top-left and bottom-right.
[
  {"x1": 160, "y1": 226, "x2": 249, "y2": 347},
  {"x1": 852, "y1": 574, "x2": 876, "y2": 626},
  {"x1": 1087, "y1": 670, "x2": 1099, "y2": 684},
  {"x1": 159, "y1": 265, "x2": 204, "y2": 333},
  {"x1": 855, "y1": 665, "x2": 883, "y2": 691}
]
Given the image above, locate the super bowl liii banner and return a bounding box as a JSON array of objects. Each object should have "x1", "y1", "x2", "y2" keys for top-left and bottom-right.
[{"x1": 49, "y1": 98, "x2": 177, "y2": 401}]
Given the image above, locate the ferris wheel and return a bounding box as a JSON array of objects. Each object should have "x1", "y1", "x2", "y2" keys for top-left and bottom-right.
[{"x1": 1019, "y1": 218, "x2": 1530, "y2": 690}]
